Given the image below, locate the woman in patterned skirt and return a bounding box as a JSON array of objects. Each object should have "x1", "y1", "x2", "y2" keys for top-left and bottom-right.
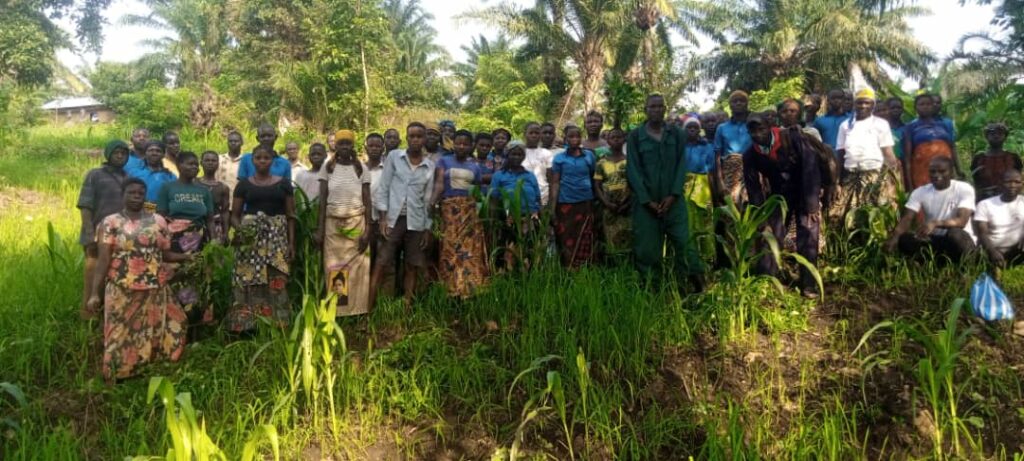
[
  {"x1": 227, "y1": 146, "x2": 296, "y2": 333},
  {"x1": 86, "y1": 178, "x2": 190, "y2": 382}
]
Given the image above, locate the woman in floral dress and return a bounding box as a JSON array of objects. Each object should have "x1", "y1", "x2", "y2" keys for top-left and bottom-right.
[
  {"x1": 227, "y1": 146, "x2": 296, "y2": 333},
  {"x1": 86, "y1": 178, "x2": 191, "y2": 382}
]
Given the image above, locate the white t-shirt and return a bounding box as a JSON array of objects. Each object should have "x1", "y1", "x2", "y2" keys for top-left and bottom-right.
[
  {"x1": 974, "y1": 195, "x2": 1024, "y2": 252},
  {"x1": 836, "y1": 116, "x2": 893, "y2": 171},
  {"x1": 293, "y1": 167, "x2": 322, "y2": 201},
  {"x1": 366, "y1": 163, "x2": 384, "y2": 222},
  {"x1": 524, "y1": 147, "x2": 554, "y2": 205},
  {"x1": 905, "y1": 180, "x2": 976, "y2": 242},
  {"x1": 318, "y1": 164, "x2": 370, "y2": 218}
]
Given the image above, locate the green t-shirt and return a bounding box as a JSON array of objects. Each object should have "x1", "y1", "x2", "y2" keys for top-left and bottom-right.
[{"x1": 157, "y1": 181, "x2": 214, "y2": 223}]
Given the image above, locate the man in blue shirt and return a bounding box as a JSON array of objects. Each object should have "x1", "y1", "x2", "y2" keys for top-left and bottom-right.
[
  {"x1": 125, "y1": 127, "x2": 150, "y2": 173},
  {"x1": 813, "y1": 89, "x2": 852, "y2": 150},
  {"x1": 237, "y1": 123, "x2": 292, "y2": 181}
]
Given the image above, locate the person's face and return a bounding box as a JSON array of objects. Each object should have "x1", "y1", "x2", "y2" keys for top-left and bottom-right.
[
  {"x1": 475, "y1": 138, "x2": 493, "y2": 156},
  {"x1": 165, "y1": 135, "x2": 180, "y2": 155},
  {"x1": 729, "y1": 96, "x2": 748, "y2": 115},
  {"x1": 507, "y1": 148, "x2": 525, "y2": 167},
  {"x1": 309, "y1": 147, "x2": 327, "y2": 167},
  {"x1": 227, "y1": 134, "x2": 243, "y2": 153},
  {"x1": 124, "y1": 184, "x2": 146, "y2": 211},
  {"x1": 541, "y1": 126, "x2": 556, "y2": 146},
  {"x1": 645, "y1": 96, "x2": 666, "y2": 122},
  {"x1": 453, "y1": 136, "x2": 473, "y2": 157},
  {"x1": 384, "y1": 130, "x2": 401, "y2": 150},
  {"x1": 888, "y1": 100, "x2": 904, "y2": 121},
  {"x1": 842, "y1": 94, "x2": 854, "y2": 113},
  {"x1": 366, "y1": 138, "x2": 385, "y2": 161},
  {"x1": 145, "y1": 145, "x2": 164, "y2": 167},
  {"x1": 286, "y1": 143, "x2": 300, "y2": 161},
  {"x1": 253, "y1": 151, "x2": 273, "y2": 173},
  {"x1": 763, "y1": 110, "x2": 777, "y2": 127},
  {"x1": 750, "y1": 124, "x2": 771, "y2": 145},
  {"x1": 442, "y1": 125, "x2": 455, "y2": 140},
  {"x1": 1002, "y1": 173, "x2": 1023, "y2": 197},
  {"x1": 336, "y1": 140, "x2": 354, "y2": 159},
  {"x1": 407, "y1": 127, "x2": 426, "y2": 152},
  {"x1": 525, "y1": 126, "x2": 541, "y2": 146},
  {"x1": 607, "y1": 130, "x2": 625, "y2": 149},
  {"x1": 132, "y1": 130, "x2": 150, "y2": 151},
  {"x1": 873, "y1": 101, "x2": 889, "y2": 119},
  {"x1": 855, "y1": 98, "x2": 874, "y2": 118},
  {"x1": 425, "y1": 130, "x2": 441, "y2": 149},
  {"x1": 685, "y1": 124, "x2": 701, "y2": 140},
  {"x1": 584, "y1": 115, "x2": 602, "y2": 136},
  {"x1": 493, "y1": 132, "x2": 509, "y2": 151},
  {"x1": 565, "y1": 129, "x2": 582, "y2": 148},
  {"x1": 327, "y1": 134, "x2": 336, "y2": 151},
  {"x1": 779, "y1": 103, "x2": 801, "y2": 127},
  {"x1": 201, "y1": 154, "x2": 219, "y2": 174},
  {"x1": 700, "y1": 115, "x2": 718, "y2": 135},
  {"x1": 179, "y1": 156, "x2": 199, "y2": 180},
  {"x1": 915, "y1": 97, "x2": 937, "y2": 118},
  {"x1": 806, "y1": 96, "x2": 821, "y2": 113},
  {"x1": 985, "y1": 128, "x2": 1008, "y2": 146},
  {"x1": 257, "y1": 129, "x2": 277, "y2": 149},
  {"x1": 928, "y1": 160, "x2": 953, "y2": 189},
  {"x1": 827, "y1": 91, "x2": 844, "y2": 112},
  {"x1": 108, "y1": 147, "x2": 129, "y2": 168}
]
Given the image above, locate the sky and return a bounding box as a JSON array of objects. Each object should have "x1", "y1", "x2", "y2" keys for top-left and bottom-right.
[{"x1": 56, "y1": 0, "x2": 999, "y2": 98}]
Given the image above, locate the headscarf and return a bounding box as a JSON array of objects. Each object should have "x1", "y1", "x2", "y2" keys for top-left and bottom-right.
[
  {"x1": 104, "y1": 140, "x2": 129, "y2": 162},
  {"x1": 506, "y1": 140, "x2": 526, "y2": 152},
  {"x1": 334, "y1": 129, "x2": 355, "y2": 143},
  {"x1": 855, "y1": 88, "x2": 876, "y2": 101},
  {"x1": 423, "y1": 121, "x2": 441, "y2": 133},
  {"x1": 683, "y1": 117, "x2": 701, "y2": 128}
]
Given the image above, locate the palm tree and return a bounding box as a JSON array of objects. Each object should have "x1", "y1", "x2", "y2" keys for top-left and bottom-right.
[
  {"x1": 381, "y1": 0, "x2": 449, "y2": 78},
  {"x1": 474, "y1": 0, "x2": 628, "y2": 112},
  {"x1": 122, "y1": 0, "x2": 230, "y2": 130},
  {"x1": 704, "y1": 0, "x2": 933, "y2": 93},
  {"x1": 453, "y1": 34, "x2": 514, "y2": 105}
]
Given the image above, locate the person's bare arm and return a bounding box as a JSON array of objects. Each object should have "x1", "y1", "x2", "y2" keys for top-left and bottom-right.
[
  {"x1": 881, "y1": 146, "x2": 898, "y2": 169},
  {"x1": 86, "y1": 242, "x2": 112, "y2": 311},
  {"x1": 975, "y1": 220, "x2": 1006, "y2": 267},
  {"x1": 430, "y1": 165, "x2": 445, "y2": 208},
  {"x1": 549, "y1": 171, "x2": 561, "y2": 215},
  {"x1": 884, "y1": 209, "x2": 917, "y2": 252},
  {"x1": 230, "y1": 196, "x2": 243, "y2": 234}
]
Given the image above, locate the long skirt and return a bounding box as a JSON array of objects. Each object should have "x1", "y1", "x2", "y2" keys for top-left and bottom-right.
[
  {"x1": 103, "y1": 283, "x2": 186, "y2": 380},
  {"x1": 721, "y1": 154, "x2": 747, "y2": 205},
  {"x1": 226, "y1": 213, "x2": 291, "y2": 333},
  {"x1": 166, "y1": 218, "x2": 210, "y2": 324},
  {"x1": 324, "y1": 214, "x2": 371, "y2": 316},
  {"x1": 830, "y1": 168, "x2": 898, "y2": 230},
  {"x1": 910, "y1": 141, "x2": 954, "y2": 190},
  {"x1": 554, "y1": 201, "x2": 596, "y2": 268},
  {"x1": 440, "y1": 196, "x2": 489, "y2": 297}
]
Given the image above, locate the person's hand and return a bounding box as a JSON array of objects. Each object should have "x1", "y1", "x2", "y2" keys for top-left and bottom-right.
[
  {"x1": 658, "y1": 196, "x2": 677, "y2": 216},
  {"x1": 808, "y1": 211, "x2": 821, "y2": 224},
  {"x1": 644, "y1": 201, "x2": 662, "y2": 216},
  {"x1": 883, "y1": 236, "x2": 899, "y2": 253},
  {"x1": 419, "y1": 232, "x2": 431, "y2": 250},
  {"x1": 617, "y1": 201, "x2": 631, "y2": 215},
  {"x1": 357, "y1": 232, "x2": 370, "y2": 254},
  {"x1": 915, "y1": 221, "x2": 937, "y2": 240},
  {"x1": 989, "y1": 248, "x2": 1007, "y2": 268},
  {"x1": 84, "y1": 296, "x2": 101, "y2": 317},
  {"x1": 380, "y1": 220, "x2": 390, "y2": 239},
  {"x1": 312, "y1": 229, "x2": 324, "y2": 247}
]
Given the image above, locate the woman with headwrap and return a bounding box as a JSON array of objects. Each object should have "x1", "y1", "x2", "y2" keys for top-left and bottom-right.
[
  {"x1": 78, "y1": 140, "x2": 131, "y2": 319},
  {"x1": 971, "y1": 122, "x2": 1022, "y2": 201},
  {"x1": 315, "y1": 129, "x2": 373, "y2": 316},
  {"x1": 713, "y1": 90, "x2": 753, "y2": 208}
]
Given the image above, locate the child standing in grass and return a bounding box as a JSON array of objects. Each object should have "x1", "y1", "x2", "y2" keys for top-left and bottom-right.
[
  {"x1": 594, "y1": 128, "x2": 631, "y2": 261},
  {"x1": 489, "y1": 142, "x2": 542, "y2": 270},
  {"x1": 78, "y1": 140, "x2": 130, "y2": 319},
  {"x1": 86, "y1": 178, "x2": 191, "y2": 382}
]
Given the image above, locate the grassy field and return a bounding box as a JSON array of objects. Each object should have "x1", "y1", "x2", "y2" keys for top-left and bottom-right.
[{"x1": 1, "y1": 125, "x2": 1022, "y2": 460}]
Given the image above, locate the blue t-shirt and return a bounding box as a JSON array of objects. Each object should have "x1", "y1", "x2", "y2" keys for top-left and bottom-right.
[
  {"x1": 237, "y1": 153, "x2": 292, "y2": 181},
  {"x1": 684, "y1": 141, "x2": 715, "y2": 174},
  {"x1": 714, "y1": 119, "x2": 752, "y2": 157},
  {"x1": 437, "y1": 156, "x2": 481, "y2": 198},
  {"x1": 813, "y1": 113, "x2": 852, "y2": 150},
  {"x1": 551, "y1": 149, "x2": 596, "y2": 203},
  {"x1": 125, "y1": 154, "x2": 146, "y2": 173},
  {"x1": 127, "y1": 164, "x2": 178, "y2": 203},
  {"x1": 490, "y1": 169, "x2": 541, "y2": 213}
]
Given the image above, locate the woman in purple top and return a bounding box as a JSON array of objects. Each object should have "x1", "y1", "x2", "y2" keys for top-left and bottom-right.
[{"x1": 432, "y1": 130, "x2": 488, "y2": 297}]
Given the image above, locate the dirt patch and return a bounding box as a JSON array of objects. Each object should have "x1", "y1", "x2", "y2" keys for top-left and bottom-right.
[{"x1": 0, "y1": 186, "x2": 62, "y2": 210}]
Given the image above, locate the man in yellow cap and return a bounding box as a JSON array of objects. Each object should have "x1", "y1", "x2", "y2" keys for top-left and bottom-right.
[{"x1": 831, "y1": 88, "x2": 899, "y2": 227}]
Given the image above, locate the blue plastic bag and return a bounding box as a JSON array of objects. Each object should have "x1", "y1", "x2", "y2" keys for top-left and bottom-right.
[{"x1": 970, "y1": 273, "x2": 1015, "y2": 321}]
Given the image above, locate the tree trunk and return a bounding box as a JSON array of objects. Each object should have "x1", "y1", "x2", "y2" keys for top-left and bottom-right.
[
  {"x1": 189, "y1": 83, "x2": 216, "y2": 132},
  {"x1": 577, "y1": 40, "x2": 606, "y2": 114}
]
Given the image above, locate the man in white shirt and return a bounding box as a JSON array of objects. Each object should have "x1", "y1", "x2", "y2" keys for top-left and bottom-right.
[
  {"x1": 885, "y1": 156, "x2": 976, "y2": 262},
  {"x1": 217, "y1": 131, "x2": 244, "y2": 196},
  {"x1": 523, "y1": 122, "x2": 555, "y2": 206},
  {"x1": 975, "y1": 170, "x2": 1024, "y2": 268},
  {"x1": 293, "y1": 143, "x2": 326, "y2": 202},
  {"x1": 832, "y1": 88, "x2": 899, "y2": 227}
]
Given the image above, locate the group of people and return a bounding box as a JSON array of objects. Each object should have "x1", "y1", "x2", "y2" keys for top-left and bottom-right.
[{"x1": 76, "y1": 89, "x2": 1024, "y2": 381}]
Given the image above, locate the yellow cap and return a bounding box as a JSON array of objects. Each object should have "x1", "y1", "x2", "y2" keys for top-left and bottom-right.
[
  {"x1": 855, "y1": 88, "x2": 876, "y2": 100},
  {"x1": 334, "y1": 129, "x2": 355, "y2": 142}
]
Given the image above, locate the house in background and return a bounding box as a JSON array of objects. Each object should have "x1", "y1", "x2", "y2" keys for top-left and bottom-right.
[{"x1": 41, "y1": 97, "x2": 115, "y2": 124}]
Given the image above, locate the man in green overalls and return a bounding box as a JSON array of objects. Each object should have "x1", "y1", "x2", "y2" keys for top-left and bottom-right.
[{"x1": 626, "y1": 94, "x2": 705, "y2": 290}]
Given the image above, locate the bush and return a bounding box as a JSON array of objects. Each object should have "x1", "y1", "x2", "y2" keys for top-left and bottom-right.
[{"x1": 116, "y1": 81, "x2": 192, "y2": 134}]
